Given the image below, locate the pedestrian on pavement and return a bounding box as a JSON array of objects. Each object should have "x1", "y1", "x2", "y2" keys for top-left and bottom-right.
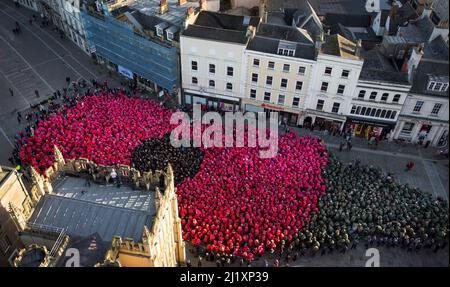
[
  {"x1": 9, "y1": 88, "x2": 14, "y2": 97},
  {"x1": 405, "y1": 161, "x2": 415, "y2": 171},
  {"x1": 347, "y1": 140, "x2": 352, "y2": 151}
]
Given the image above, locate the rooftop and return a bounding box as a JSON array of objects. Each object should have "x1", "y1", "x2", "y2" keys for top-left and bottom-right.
[
  {"x1": 410, "y1": 56, "x2": 449, "y2": 97},
  {"x1": 247, "y1": 23, "x2": 316, "y2": 60},
  {"x1": 113, "y1": 0, "x2": 199, "y2": 26},
  {"x1": 397, "y1": 16, "x2": 436, "y2": 43},
  {"x1": 182, "y1": 11, "x2": 261, "y2": 44},
  {"x1": 56, "y1": 233, "x2": 110, "y2": 267},
  {"x1": 359, "y1": 48, "x2": 410, "y2": 85},
  {"x1": 28, "y1": 176, "x2": 156, "y2": 242},
  {"x1": 321, "y1": 34, "x2": 361, "y2": 60},
  {"x1": 267, "y1": 0, "x2": 371, "y2": 16}
]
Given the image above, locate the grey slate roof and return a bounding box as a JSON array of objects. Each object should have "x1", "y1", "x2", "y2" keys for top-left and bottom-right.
[
  {"x1": 359, "y1": 49, "x2": 410, "y2": 85},
  {"x1": 247, "y1": 23, "x2": 316, "y2": 60},
  {"x1": 423, "y1": 35, "x2": 449, "y2": 61},
  {"x1": 410, "y1": 58, "x2": 449, "y2": 97},
  {"x1": 28, "y1": 176, "x2": 156, "y2": 242},
  {"x1": 397, "y1": 16, "x2": 436, "y2": 43},
  {"x1": 182, "y1": 11, "x2": 260, "y2": 44},
  {"x1": 267, "y1": 0, "x2": 370, "y2": 16}
]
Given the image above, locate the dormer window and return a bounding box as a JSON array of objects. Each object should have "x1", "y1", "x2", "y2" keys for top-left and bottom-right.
[
  {"x1": 428, "y1": 80, "x2": 449, "y2": 92},
  {"x1": 278, "y1": 48, "x2": 295, "y2": 56},
  {"x1": 277, "y1": 40, "x2": 296, "y2": 57},
  {"x1": 155, "y1": 22, "x2": 169, "y2": 38}
]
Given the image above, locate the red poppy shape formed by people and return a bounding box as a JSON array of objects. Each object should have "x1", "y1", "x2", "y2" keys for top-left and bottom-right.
[{"x1": 19, "y1": 91, "x2": 328, "y2": 261}]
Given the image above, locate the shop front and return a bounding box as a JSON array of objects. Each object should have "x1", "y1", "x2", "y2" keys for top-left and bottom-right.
[
  {"x1": 345, "y1": 116, "x2": 396, "y2": 140},
  {"x1": 183, "y1": 91, "x2": 240, "y2": 112},
  {"x1": 260, "y1": 103, "x2": 300, "y2": 126},
  {"x1": 305, "y1": 110, "x2": 347, "y2": 132}
]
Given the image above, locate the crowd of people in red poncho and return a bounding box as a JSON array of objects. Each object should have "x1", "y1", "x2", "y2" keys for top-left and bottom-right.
[
  {"x1": 19, "y1": 91, "x2": 328, "y2": 261},
  {"x1": 19, "y1": 92, "x2": 173, "y2": 173},
  {"x1": 178, "y1": 132, "x2": 327, "y2": 261}
]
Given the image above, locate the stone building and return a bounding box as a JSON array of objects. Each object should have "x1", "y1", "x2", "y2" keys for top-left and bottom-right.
[
  {"x1": 4, "y1": 146, "x2": 185, "y2": 267},
  {"x1": 0, "y1": 166, "x2": 37, "y2": 266}
]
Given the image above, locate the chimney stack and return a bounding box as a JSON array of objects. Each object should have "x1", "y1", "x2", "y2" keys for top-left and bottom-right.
[
  {"x1": 199, "y1": 0, "x2": 207, "y2": 11},
  {"x1": 160, "y1": 0, "x2": 169, "y2": 14},
  {"x1": 178, "y1": 0, "x2": 187, "y2": 6},
  {"x1": 315, "y1": 32, "x2": 324, "y2": 51},
  {"x1": 389, "y1": 3, "x2": 399, "y2": 20}
]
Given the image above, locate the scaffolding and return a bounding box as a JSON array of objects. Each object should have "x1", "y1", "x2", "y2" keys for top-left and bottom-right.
[{"x1": 81, "y1": 9, "x2": 180, "y2": 92}]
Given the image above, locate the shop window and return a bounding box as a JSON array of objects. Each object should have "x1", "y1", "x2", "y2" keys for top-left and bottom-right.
[
  {"x1": 192, "y1": 77, "x2": 198, "y2": 85},
  {"x1": 209, "y1": 80, "x2": 215, "y2": 88},
  {"x1": 264, "y1": 92, "x2": 271, "y2": 102},
  {"x1": 281, "y1": 79, "x2": 288, "y2": 89},
  {"x1": 401, "y1": 122, "x2": 415, "y2": 134},
  {"x1": 278, "y1": 94, "x2": 285, "y2": 105},
  {"x1": 320, "y1": 82, "x2": 328, "y2": 92},
  {"x1": 332, "y1": 102, "x2": 340, "y2": 113},
  {"x1": 250, "y1": 89, "x2": 257, "y2": 99},
  {"x1": 292, "y1": 97, "x2": 300, "y2": 107},
  {"x1": 316, "y1": 99, "x2": 324, "y2": 111},
  {"x1": 296, "y1": 81, "x2": 303, "y2": 91},
  {"x1": 337, "y1": 85, "x2": 345, "y2": 95},
  {"x1": 252, "y1": 73, "x2": 258, "y2": 83},
  {"x1": 413, "y1": 101, "x2": 424, "y2": 112},
  {"x1": 298, "y1": 66, "x2": 306, "y2": 75},
  {"x1": 431, "y1": 103, "x2": 442, "y2": 115},
  {"x1": 381, "y1": 93, "x2": 389, "y2": 102},
  {"x1": 226, "y1": 83, "x2": 233, "y2": 91},
  {"x1": 266, "y1": 76, "x2": 273, "y2": 86},
  {"x1": 393, "y1": 94, "x2": 401, "y2": 102},
  {"x1": 358, "y1": 90, "x2": 366, "y2": 99},
  {"x1": 209, "y1": 64, "x2": 215, "y2": 74}
]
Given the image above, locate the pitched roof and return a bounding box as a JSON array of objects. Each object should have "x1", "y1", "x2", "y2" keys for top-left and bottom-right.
[
  {"x1": 359, "y1": 49, "x2": 410, "y2": 85},
  {"x1": 182, "y1": 11, "x2": 260, "y2": 44},
  {"x1": 247, "y1": 23, "x2": 315, "y2": 59},
  {"x1": 410, "y1": 57, "x2": 449, "y2": 96}
]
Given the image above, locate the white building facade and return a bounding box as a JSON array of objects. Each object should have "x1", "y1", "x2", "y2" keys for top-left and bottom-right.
[
  {"x1": 57, "y1": 0, "x2": 88, "y2": 53},
  {"x1": 180, "y1": 12, "x2": 260, "y2": 111},
  {"x1": 345, "y1": 47, "x2": 412, "y2": 140},
  {"x1": 242, "y1": 23, "x2": 316, "y2": 125},
  {"x1": 303, "y1": 35, "x2": 363, "y2": 131}
]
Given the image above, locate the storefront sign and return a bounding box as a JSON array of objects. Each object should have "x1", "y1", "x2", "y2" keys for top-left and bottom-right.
[
  {"x1": 261, "y1": 103, "x2": 284, "y2": 111},
  {"x1": 118, "y1": 65, "x2": 133, "y2": 79}
]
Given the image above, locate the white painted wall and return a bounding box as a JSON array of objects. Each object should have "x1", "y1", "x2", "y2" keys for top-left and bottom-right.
[
  {"x1": 305, "y1": 54, "x2": 363, "y2": 126},
  {"x1": 180, "y1": 35, "x2": 247, "y2": 102}
]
